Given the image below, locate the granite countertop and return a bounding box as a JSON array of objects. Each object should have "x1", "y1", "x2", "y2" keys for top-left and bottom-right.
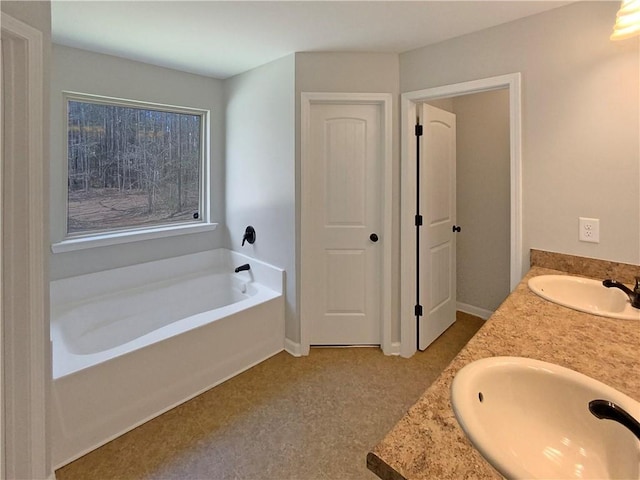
[{"x1": 367, "y1": 266, "x2": 640, "y2": 480}]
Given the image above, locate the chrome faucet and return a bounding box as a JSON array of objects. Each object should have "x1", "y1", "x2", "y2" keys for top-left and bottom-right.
[{"x1": 602, "y1": 277, "x2": 640, "y2": 309}]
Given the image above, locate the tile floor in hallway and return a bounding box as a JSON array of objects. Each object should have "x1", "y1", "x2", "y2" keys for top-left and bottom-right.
[{"x1": 55, "y1": 312, "x2": 484, "y2": 480}]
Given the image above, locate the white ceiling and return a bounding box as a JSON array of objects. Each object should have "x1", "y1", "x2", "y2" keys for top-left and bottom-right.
[{"x1": 51, "y1": 1, "x2": 573, "y2": 79}]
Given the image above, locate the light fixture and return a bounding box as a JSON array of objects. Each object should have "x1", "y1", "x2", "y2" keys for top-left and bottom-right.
[{"x1": 611, "y1": 0, "x2": 640, "y2": 41}]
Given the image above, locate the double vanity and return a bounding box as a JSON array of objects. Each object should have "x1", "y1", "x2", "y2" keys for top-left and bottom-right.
[{"x1": 367, "y1": 251, "x2": 640, "y2": 480}]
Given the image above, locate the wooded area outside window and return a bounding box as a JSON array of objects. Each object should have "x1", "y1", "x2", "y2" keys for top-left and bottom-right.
[{"x1": 65, "y1": 92, "x2": 208, "y2": 237}]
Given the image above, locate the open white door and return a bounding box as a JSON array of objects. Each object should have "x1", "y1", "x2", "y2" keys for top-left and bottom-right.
[
  {"x1": 303, "y1": 101, "x2": 384, "y2": 346},
  {"x1": 418, "y1": 103, "x2": 457, "y2": 350}
]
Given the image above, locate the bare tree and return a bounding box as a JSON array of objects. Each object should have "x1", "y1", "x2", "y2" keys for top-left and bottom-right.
[{"x1": 67, "y1": 100, "x2": 202, "y2": 233}]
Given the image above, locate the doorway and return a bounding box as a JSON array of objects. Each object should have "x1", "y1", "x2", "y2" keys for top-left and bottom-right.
[{"x1": 400, "y1": 73, "x2": 523, "y2": 358}]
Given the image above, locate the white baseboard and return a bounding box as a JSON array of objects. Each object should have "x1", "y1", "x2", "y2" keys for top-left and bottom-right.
[
  {"x1": 383, "y1": 342, "x2": 401, "y2": 356},
  {"x1": 284, "y1": 338, "x2": 304, "y2": 357},
  {"x1": 285, "y1": 339, "x2": 400, "y2": 356},
  {"x1": 457, "y1": 302, "x2": 493, "y2": 320}
]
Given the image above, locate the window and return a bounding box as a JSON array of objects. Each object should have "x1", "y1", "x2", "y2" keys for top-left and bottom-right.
[{"x1": 65, "y1": 93, "x2": 208, "y2": 237}]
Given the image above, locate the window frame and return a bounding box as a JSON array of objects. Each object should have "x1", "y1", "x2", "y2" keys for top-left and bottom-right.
[{"x1": 52, "y1": 91, "x2": 215, "y2": 253}]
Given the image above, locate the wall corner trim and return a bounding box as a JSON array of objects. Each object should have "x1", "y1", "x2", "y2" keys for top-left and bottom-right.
[
  {"x1": 284, "y1": 338, "x2": 304, "y2": 357},
  {"x1": 1, "y1": 12, "x2": 51, "y2": 480}
]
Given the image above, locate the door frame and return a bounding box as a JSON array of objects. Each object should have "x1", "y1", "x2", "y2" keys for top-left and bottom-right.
[
  {"x1": 1, "y1": 13, "x2": 50, "y2": 479},
  {"x1": 300, "y1": 92, "x2": 393, "y2": 356},
  {"x1": 400, "y1": 73, "x2": 522, "y2": 358}
]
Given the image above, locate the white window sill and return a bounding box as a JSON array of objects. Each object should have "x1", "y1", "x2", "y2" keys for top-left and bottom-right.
[{"x1": 51, "y1": 222, "x2": 218, "y2": 254}]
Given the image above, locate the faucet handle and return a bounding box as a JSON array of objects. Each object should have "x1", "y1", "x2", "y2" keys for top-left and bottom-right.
[
  {"x1": 242, "y1": 226, "x2": 256, "y2": 246},
  {"x1": 634, "y1": 276, "x2": 640, "y2": 291}
]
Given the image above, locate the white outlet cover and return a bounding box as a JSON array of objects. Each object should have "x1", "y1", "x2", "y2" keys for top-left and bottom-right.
[{"x1": 579, "y1": 217, "x2": 600, "y2": 243}]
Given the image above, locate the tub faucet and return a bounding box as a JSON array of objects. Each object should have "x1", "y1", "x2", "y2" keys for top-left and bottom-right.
[
  {"x1": 602, "y1": 277, "x2": 640, "y2": 309},
  {"x1": 234, "y1": 263, "x2": 250, "y2": 273}
]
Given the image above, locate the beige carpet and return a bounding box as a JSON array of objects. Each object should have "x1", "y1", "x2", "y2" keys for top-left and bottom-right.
[{"x1": 56, "y1": 312, "x2": 483, "y2": 480}]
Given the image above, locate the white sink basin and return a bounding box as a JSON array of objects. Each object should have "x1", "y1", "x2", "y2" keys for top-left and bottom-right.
[
  {"x1": 451, "y1": 357, "x2": 640, "y2": 480},
  {"x1": 528, "y1": 275, "x2": 640, "y2": 321}
]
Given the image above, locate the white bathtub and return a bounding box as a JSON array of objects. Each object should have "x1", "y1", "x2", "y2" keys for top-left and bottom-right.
[{"x1": 50, "y1": 249, "x2": 284, "y2": 467}]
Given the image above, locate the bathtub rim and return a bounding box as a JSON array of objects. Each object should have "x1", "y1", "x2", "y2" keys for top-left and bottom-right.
[
  {"x1": 50, "y1": 248, "x2": 283, "y2": 306},
  {"x1": 50, "y1": 249, "x2": 284, "y2": 379}
]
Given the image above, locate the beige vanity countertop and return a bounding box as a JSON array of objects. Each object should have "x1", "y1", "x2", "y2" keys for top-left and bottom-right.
[{"x1": 367, "y1": 266, "x2": 640, "y2": 480}]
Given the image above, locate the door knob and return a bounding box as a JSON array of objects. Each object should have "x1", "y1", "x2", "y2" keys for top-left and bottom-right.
[
  {"x1": 452, "y1": 225, "x2": 461, "y2": 233},
  {"x1": 370, "y1": 233, "x2": 379, "y2": 242}
]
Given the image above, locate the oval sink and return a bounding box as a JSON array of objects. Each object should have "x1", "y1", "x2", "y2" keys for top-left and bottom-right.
[
  {"x1": 528, "y1": 275, "x2": 640, "y2": 321},
  {"x1": 451, "y1": 357, "x2": 640, "y2": 480}
]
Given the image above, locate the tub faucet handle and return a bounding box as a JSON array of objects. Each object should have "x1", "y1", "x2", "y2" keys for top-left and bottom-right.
[{"x1": 242, "y1": 226, "x2": 256, "y2": 246}]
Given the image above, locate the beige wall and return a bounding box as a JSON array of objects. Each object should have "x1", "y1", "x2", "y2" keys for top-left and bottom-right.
[
  {"x1": 453, "y1": 90, "x2": 510, "y2": 312},
  {"x1": 426, "y1": 97, "x2": 453, "y2": 112},
  {"x1": 295, "y1": 52, "x2": 401, "y2": 344},
  {"x1": 401, "y1": 1, "x2": 640, "y2": 270},
  {"x1": 2, "y1": 1, "x2": 50, "y2": 38}
]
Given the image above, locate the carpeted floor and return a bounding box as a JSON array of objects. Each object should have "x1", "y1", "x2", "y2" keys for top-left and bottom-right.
[{"x1": 55, "y1": 312, "x2": 484, "y2": 480}]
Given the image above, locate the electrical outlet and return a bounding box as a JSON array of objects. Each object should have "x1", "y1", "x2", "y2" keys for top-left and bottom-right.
[{"x1": 579, "y1": 217, "x2": 600, "y2": 243}]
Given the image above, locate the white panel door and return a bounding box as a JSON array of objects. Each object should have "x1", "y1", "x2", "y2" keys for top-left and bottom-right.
[
  {"x1": 306, "y1": 103, "x2": 383, "y2": 345},
  {"x1": 418, "y1": 103, "x2": 457, "y2": 350}
]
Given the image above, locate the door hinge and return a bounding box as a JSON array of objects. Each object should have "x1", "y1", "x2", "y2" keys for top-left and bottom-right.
[
  {"x1": 415, "y1": 304, "x2": 423, "y2": 317},
  {"x1": 415, "y1": 124, "x2": 423, "y2": 137},
  {"x1": 415, "y1": 214, "x2": 423, "y2": 226}
]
